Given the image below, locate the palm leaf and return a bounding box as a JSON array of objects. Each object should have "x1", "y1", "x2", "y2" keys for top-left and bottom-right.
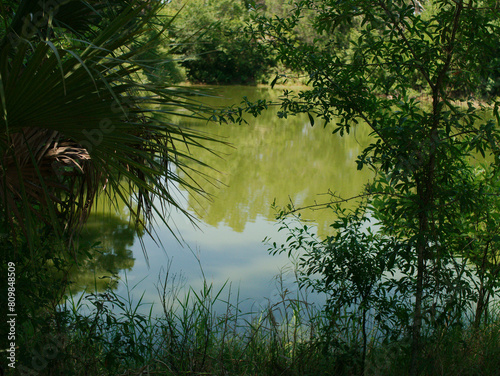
[{"x1": 0, "y1": 0, "x2": 224, "y2": 253}]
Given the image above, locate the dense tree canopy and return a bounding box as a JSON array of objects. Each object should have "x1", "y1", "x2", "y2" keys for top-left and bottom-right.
[
  {"x1": 164, "y1": 0, "x2": 500, "y2": 95},
  {"x1": 164, "y1": 0, "x2": 271, "y2": 84}
]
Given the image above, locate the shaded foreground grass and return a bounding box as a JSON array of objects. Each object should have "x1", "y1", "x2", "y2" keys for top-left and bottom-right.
[{"x1": 10, "y1": 271, "x2": 500, "y2": 376}]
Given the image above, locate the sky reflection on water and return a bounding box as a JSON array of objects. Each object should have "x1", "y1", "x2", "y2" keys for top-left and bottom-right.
[{"x1": 75, "y1": 86, "x2": 373, "y2": 316}]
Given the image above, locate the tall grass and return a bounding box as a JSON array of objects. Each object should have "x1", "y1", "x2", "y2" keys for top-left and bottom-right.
[{"x1": 11, "y1": 269, "x2": 500, "y2": 376}]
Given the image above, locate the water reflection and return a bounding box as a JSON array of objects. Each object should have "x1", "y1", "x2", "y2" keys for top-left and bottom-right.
[
  {"x1": 70, "y1": 204, "x2": 141, "y2": 293},
  {"x1": 73, "y1": 86, "x2": 373, "y2": 312},
  {"x1": 176, "y1": 86, "x2": 373, "y2": 237}
]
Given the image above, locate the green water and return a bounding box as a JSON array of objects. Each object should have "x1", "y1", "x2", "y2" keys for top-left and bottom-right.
[
  {"x1": 75, "y1": 85, "x2": 373, "y2": 312},
  {"x1": 175, "y1": 85, "x2": 373, "y2": 236}
]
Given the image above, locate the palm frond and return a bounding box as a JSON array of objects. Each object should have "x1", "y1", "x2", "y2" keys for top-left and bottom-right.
[{"x1": 0, "y1": 0, "x2": 224, "y2": 252}]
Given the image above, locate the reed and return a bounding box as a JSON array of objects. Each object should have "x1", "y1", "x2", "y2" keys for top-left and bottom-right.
[{"x1": 12, "y1": 269, "x2": 500, "y2": 376}]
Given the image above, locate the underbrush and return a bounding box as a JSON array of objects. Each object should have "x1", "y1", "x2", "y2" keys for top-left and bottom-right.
[{"x1": 6, "y1": 270, "x2": 500, "y2": 376}]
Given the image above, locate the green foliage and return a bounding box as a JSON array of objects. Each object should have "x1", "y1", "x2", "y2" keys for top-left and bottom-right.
[
  {"x1": 247, "y1": 0, "x2": 500, "y2": 374},
  {"x1": 8, "y1": 268, "x2": 329, "y2": 375},
  {"x1": 268, "y1": 195, "x2": 500, "y2": 375},
  {"x1": 0, "y1": 0, "x2": 224, "y2": 250},
  {"x1": 0, "y1": 2, "x2": 227, "y2": 373},
  {"x1": 269, "y1": 203, "x2": 408, "y2": 374},
  {"x1": 166, "y1": 0, "x2": 275, "y2": 84},
  {"x1": 0, "y1": 224, "x2": 104, "y2": 374},
  {"x1": 8, "y1": 259, "x2": 500, "y2": 375},
  {"x1": 446, "y1": 164, "x2": 500, "y2": 327}
]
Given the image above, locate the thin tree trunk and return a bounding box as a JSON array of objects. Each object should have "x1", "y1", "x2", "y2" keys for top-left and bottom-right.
[
  {"x1": 362, "y1": 304, "x2": 367, "y2": 376},
  {"x1": 410, "y1": 136, "x2": 436, "y2": 375},
  {"x1": 410, "y1": 234, "x2": 425, "y2": 376}
]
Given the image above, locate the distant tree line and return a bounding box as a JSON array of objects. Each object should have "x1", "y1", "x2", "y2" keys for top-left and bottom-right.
[
  {"x1": 164, "y1": 0, "x2": 500, "y2": 98},
  {"x1": 163, "y1": 0, "x2": 315, "y2": 85}
]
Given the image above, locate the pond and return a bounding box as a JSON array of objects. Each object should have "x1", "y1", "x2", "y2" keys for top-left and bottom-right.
[{"x1": 73, "y1": 85, "x2": 373, "y2": 315}]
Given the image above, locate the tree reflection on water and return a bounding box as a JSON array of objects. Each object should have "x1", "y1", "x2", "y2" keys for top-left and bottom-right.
[{"x1": 70, "y1": 213, "x2": 141, "y2": 293}]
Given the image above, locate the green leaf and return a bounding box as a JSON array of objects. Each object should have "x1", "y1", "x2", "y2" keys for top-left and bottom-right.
[
  {"x1": 270, "y1": 74, "x2": 279, "y2": 89},
  {"x1": 307, "y1": 112, "x2": 315, "y2": 127}
]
